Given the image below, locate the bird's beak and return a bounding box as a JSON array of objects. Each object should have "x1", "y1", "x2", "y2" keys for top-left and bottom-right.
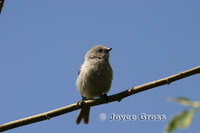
[{"x1": 107, "y1": 48, "x2": 112, "y2": 52}]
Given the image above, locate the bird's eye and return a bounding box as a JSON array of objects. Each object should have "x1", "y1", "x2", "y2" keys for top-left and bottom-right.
[{"x1": 98, "y1": 49, "x2": 103, "y2": 52}]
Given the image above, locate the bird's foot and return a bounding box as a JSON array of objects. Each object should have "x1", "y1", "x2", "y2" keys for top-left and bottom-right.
[
  {"x1": 100, "y1": 94, "x2": 109, "y2": 103},
  {"x1": 76, "y1": 96, "x2": 88, "y2": 107}
]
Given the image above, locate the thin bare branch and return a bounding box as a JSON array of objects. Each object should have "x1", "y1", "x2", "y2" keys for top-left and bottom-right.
[
  {"x1": 0, "y1": 0, "x2": 4, "y2": 14},
  {"x1": 0, "y1": 66, "x2": 200, "y2": 132}
]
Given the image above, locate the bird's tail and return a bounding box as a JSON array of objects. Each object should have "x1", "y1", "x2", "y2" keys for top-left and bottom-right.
[{"x1": 76, "y1": 106, "x2": 90, "y2": 124}]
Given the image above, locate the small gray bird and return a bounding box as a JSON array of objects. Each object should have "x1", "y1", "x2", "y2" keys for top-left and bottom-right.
[{"x1": 76, "y1": 45, "x2": 113, "y2": 124}]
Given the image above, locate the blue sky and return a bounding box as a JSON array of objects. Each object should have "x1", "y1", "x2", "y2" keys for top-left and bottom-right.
[{"x1": 0, "y1": 0, "x2": 200, "y2": 133}]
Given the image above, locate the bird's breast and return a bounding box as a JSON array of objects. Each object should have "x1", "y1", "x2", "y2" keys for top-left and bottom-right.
[{"x1": 76, "y1": 61, "x2": 113, "y2": 98}]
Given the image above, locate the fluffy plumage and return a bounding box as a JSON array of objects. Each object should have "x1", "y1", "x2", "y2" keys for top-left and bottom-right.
[{"x1": 76, "y1": 45, "x2": 113, "y2": 124}]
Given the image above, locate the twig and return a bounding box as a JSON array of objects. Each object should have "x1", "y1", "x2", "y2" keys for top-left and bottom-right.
[
  {"x1": 0, "y1": 66, "x2": 200, "y2": 132},
  {"x1": 0, "y1": 0, "x2": 4, "y2": 14}
]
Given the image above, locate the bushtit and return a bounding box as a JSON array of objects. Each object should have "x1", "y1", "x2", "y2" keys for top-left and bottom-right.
[{"x1": 76, "y1": 45, "x2": 113, "y2": 124}]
